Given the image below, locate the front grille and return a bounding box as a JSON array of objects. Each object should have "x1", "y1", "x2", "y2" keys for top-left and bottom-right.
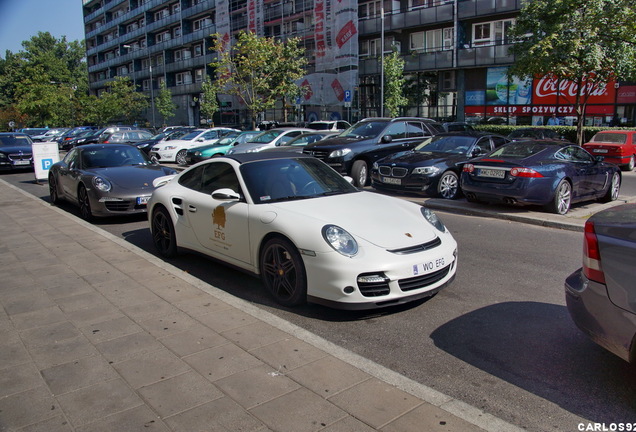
[
  {"x1": 8, "y1": 153, "x2": 32, "y2": 161},
  {"x1": 378, "y1": 166, "x2": 408, "y2": 177},
  {"x1": 303, "y1": 149, "x2": 330, "y2": 160},
  {"x1": 388, "y1": 237, "x2": 441, "y2": 255},
  {"x1": 399, "y1": 264, "x2": 451, "y2": 292},
  {"x1": 104, "y1": 201, "x2": 134, "y2": 211}
]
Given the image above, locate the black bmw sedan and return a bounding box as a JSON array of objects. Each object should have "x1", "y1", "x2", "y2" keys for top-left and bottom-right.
[{"x1": 371, "y1": 132, "x2": 509, "y2": 199}]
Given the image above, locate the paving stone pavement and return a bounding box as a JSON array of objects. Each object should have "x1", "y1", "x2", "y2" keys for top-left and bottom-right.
[{"x1": 0, "y1": 178, "x2": 524, "y2": 432}]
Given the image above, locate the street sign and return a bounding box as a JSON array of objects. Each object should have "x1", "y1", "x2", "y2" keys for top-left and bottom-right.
[
  {"x1": 344, "y1": 90, "x2": 352, "y2": 103},
  {"x1": 32, "y1": 142, "x2": 60, "y2": 182}
]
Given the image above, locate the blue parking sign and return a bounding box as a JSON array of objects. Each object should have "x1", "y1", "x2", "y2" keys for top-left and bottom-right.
[
  {"x1": 344, "y1": 90, "x2": 352, "y2": 103},
  {"x1": 41, "y1": 159, "x2": 53, "y2": 170}
]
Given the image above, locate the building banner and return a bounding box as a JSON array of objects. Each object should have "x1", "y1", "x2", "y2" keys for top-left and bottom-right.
[
  {"x1": 247, "y1": 0, "x2": 264, "y2": 36},
  {"x1": 299, "y1": 70, "x2": 357, "y2": 107},
  {"x1": 532, "y1": 75, "x2": 615, "y2": 105}
]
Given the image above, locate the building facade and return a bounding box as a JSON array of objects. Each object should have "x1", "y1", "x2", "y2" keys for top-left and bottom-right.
[{"x1": 82, "y1": 0, "x2": 636, "y2": 128}]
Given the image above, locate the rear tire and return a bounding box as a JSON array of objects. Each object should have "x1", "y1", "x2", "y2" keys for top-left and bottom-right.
[
  {"x1": 600, "y1": 171, "x2": 621, "y2": 203},
  {"x1": 623, "y1": 155, "x2": 635, "y2": 171},
  {"x1": 176, "y1": 150, "x2": 187, "y2": 166},
  {"x1": 546, "y1": 179, "x2": 571, "y2": 215}
]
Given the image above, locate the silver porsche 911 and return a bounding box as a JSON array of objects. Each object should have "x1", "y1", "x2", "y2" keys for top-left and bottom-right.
[{"x1": 49, "y1": 144, "x2": 177, "y2": 221}]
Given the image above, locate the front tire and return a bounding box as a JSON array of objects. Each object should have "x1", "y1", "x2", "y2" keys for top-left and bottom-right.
[
  {"x1": 49, "y1": 173, "x2": 60, "y2": 204},
  {"x1": 78, "y1": 184, "x2": 93, "y2": 221},
  {"x1": 437, "y1": 171, "x2": 459, "y2": 199},
  {"x1": 259, "y1": 237, "x2": 307, "y2": 307},
  {"x1": 600, "y1": 171, "x2": 621, "y2": 203},
  {"x1": 546, "y1": 179, "x2": 571, "y2": 215},
  {"x1": 151, "y1": 206, "x2": 178, "y2": 258},
  {"x1": 351, "y1": 160, "x2": 369, "y2": 187}
]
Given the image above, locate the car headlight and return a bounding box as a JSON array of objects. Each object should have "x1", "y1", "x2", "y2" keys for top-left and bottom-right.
[
  {"x1": 329, "y1": 148, "x2": 351, "y2": 158},
  {"x1": 412, "y1": 166, "x2": 440, "y2": 175},
  {"x1": 0, "y1": 153, "x2": 8, "y2": 161},
  {"x1": 322, "y1": 225, "x2": 358, "y2": 257},
  {"x1": 92, "y1": 176, "x2": 112, "y2": 192},
  {"x1": 421, "y1": 207, "x2": 446, "y2": 232},
  {"x1": 194, "y1": 151, "x2": 201, "y2": 156}
]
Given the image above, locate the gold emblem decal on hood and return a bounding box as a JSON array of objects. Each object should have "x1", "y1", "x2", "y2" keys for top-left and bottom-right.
[{"x1": 405, "y1": 233, "x2": 413, "y2": 238}]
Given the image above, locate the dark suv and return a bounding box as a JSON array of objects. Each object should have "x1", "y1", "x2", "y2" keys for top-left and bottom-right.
[{"x1": 303, "y1": 117, "x2": 444, "y2": 186}]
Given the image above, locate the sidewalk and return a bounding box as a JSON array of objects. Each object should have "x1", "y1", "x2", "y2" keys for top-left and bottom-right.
[{"x1": 0, "y1": 178, "x2": 522, "y2": 432}]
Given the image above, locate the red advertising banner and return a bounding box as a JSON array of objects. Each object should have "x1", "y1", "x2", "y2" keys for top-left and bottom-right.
[
  {"x1": 617, "y1": 86, "x2": 636, "y2": 104},
  {"x1": 532, "y1": 75, "x2": 616, "y2": 105},
  {"x1": 465, "y1": 105, "x2": 614, "y2": 116}
]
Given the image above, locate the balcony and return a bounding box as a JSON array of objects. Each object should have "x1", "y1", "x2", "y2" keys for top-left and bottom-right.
[
  {"x1": 457, "y1": 0, "x2": 521, "y2": 18},
  {"x1": 182, "y1": 1, "x2": 216, "y2": 19},
  {"x1": 359, "y1": 3, "x2": 453, "y2": 36},
  {"x1": 457, "y1": 43, "x2": 514, "y2": 67}
]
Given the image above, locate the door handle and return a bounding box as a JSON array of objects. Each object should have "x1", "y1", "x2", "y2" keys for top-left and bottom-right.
[{"x1": 188, "y1": 205, "x2": 197, "y2": 213}]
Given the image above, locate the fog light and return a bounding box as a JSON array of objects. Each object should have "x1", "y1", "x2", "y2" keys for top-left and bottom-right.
[
  {"x1": 344, "y1": 286, "x2": 355, "y2": 294},
  {"x1": 357, "y1": 274, "x2": 388, "y2": 283}
]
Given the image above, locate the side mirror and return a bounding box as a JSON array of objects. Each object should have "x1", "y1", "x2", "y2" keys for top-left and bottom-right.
[
  {"x1": 212, "y1": 188, "x2": 241, "y2": 200},
  {"x1": 595, "y1": 156, "x2": 604, "y2": 163},
  {"x1": 381, "y1": 135, "x2": 393, "y2": 143}
]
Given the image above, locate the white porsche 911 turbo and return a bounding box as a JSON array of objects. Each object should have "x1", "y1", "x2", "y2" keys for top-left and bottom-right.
[{"x1": 148, "y1": 153, "x2": 458, "y2": 309}]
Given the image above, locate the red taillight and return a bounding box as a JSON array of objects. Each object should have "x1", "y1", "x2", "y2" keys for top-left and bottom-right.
[
  {"x1": 463, "y1": 164, "x2": 474, "y2": 173},
  {"x1": 582, "y1": 220, "x2": 605, "y2": 283},
  {"x1": 103, "y1": 140, "x2": 109, "y2": 144},
  {"x1": 509, "y1": 167, "x2": 544, "y2": 178}
]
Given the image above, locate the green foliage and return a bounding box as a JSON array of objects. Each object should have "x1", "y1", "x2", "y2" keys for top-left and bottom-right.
[
  {"x1": 0, "y1": 32, "x2": 87, "y2": 128},
  {"x1": 86, "y1": 77, "x2": 148, "y2": 126},
  {"x1": 156, "y1": 81, "x2": 177, "y2": 126},
  {"x1": 199, "y1": 75, "x2": 219, "y2": 126},
  {"x1": 509, "y1": 0, "x2": 636, "y2": 145},
  {"x1": 383, "y1": 51, "x2": 408, "y2": 117},
  {"x1": 210, "y1": 31, "x2": 307, "y2": 129}
]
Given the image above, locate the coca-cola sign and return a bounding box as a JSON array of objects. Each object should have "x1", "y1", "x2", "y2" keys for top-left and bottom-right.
[{"x1": 533, "y1": 75, "x2": 615, "y2": 105}]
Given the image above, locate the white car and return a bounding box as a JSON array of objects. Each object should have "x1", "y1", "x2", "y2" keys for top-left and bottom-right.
[
  {"x1": 150, "y1": 127, "x2": 238, "y2": 165},
  {"x1": 227, "y1": 127, "x2": 314, "y2": 154},
  {"x1": 148, "y1": 153, "x2": 458, "y2": 309}
]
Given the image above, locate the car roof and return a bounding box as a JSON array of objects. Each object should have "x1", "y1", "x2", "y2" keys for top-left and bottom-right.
[
  {"x1": 434, "y1": 131, "x2": 502, "y2": 138},
  {"x1": 74, "y1": 143, "x2": 139, "y2": 151}
]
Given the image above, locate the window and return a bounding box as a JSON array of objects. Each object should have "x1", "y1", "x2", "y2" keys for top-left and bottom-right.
[
  {"x1": 154, "y1": 9, "x2": 169, "y2": 21},
  {"x1": 176, "y1": 72, "x2": 193, "y2": 85},
  {"x1": 195, "y1": 69, "x2": 205, "y2": 82},
  {"x1": 360, "y1": 37, "x2": 396, "y2": 57},
  {"x1": 193, "y1": 17, "x2": 212, "y2": 31},
  {"x1": 173, "y1": 26, "x2": 182, "y2": 38},
  {"x1": 359, "y1": 0, "x2": 381, "y2": 19},
  {"x1": 179, "y1": 163, "x2": 240, "y2": 195},
  {"x1": 472, "y1": 19, "x2": 515, "y2": 46},
  {"x1": 409, "y1": 0, "x2": 429, "y2": 9},
  {"x1": 142, "y1": 79, "x2": 151, "y2": 90},
  {"x1": 410, "y1": 31, "x2": 425, "y2": 52},
  {"x1": 156, "y1": 31, "x2": 171, "y2": 43},
  {"x1": 194, "y1": 44, "x2": 203, "y2": 56},
  {"x1": 171, "y1": 3, "x2": 181, "y2": 14}
]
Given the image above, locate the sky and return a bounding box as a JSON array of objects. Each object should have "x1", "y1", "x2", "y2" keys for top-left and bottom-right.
[{"x1": 0, "y1": 0, "x2": 85, "y2": 56}]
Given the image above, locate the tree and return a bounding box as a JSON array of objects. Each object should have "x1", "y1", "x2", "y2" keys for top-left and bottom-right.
[
  {"x1": 0, "y1": 32, "x2": 87, "y2": 127},
  {"x1": 210, "y1": 31, "x2": 307, "y2": 129},
  {"x1": 509, "y1": 0, "x2": 636, "y2": 145},
  {"x1": 383, "y1": 50, "x2": 408, "y2": 117},
  {"x1": 199, "y1": 75, "x2": 219, "y2": 126},
  {"x1": 156, "y1": 81, "x2": 177, "y2": 127},
  {"x1": 88, "y1": 77, "x2": 148, "y2": 126}
]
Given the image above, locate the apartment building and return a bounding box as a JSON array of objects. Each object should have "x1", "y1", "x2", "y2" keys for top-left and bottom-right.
[{"x1": 83, "y1": 0, "x2": 635, "y2": 128}]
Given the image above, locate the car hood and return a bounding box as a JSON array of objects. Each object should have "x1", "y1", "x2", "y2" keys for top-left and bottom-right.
[
  {"x1": 378, "y1": 150, "x2": 465, "y2": 166},
  {"x1": 0, "y1": 145, "x2": 33, "y2": 154},
  {"x1": 267, "y1": 191, "x2": 439, "y2": 249},
  {"x1": 305, "y1": 136, "x2": 372, "y2": 149},
  {"x1": 86, "y1": 165, "x2": 176, "y2": 190}
]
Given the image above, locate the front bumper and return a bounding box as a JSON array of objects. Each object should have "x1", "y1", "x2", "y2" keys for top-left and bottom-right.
[
  {"x1": 88, "y1": 189, "x2": 153, "y2": 217},
  {"x1": 565, "y1": 269, "x2": 636, "y2": 363},
  {"x1": 149, "y1": 150, "x2": 175, "y2": 163},
  {"x1": 302, "y1": 235, "x2": 458, "y2": 310}
]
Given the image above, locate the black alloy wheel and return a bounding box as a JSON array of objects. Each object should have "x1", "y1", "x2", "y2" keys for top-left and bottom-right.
[
  {"x1": 151, "y1": 207, "x2": 178, "y2": 258},
  {"x1": 259, "y1": 236, "x2": 307, "y2": 307},
  {"x1": 78, "y1": 184, "x2": 93, "y2": 221},
  {"x1": 49, "y1": 173, "x2": 60, "y2": 204}
]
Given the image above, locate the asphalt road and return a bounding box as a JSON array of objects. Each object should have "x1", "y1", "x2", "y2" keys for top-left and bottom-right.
[{"x1": 4, "y1": 169, "x2": 636, "y2": 432}]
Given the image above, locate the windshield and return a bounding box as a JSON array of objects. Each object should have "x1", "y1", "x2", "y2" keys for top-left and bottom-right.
[
  {"x1": 0, "y1": 135, "x2": 32, "y2": 146},
  {"x1": 414, "y1": 136, "x2": 474, "y2": 154},
  {"x1": 308, "y1": 122, "x2": 331, "y2": 130},
  {"x1": 339, "y1": 121, "x2": 387, "y2": 139},
  {"x1": 180, "y1": 130, "x2": 205, "y2": 140},
  {"x1": 248, "y1": 130, "x2": 284, "y2": 144},
  {"x1": 81, "y1": 147, "x2": 151, "y2": 168},
  {"x1": 240, "y1": 157, "x2": 358, "y2": 203}
]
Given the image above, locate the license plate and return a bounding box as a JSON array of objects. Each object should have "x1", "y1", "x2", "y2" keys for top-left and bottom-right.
[
  {"x1": 136, "y1": 196, "x2": 150, "y2": 205},
  {"x1": 593, "y1": 149, "x2": 608, "y2": 153},
  {"x1": 382, "y1": 177, "x2": 401, "y2": 185},
  {"x1": 478, "y1": 168, "x2": 505, "y2": 179},
  {"x1": 13, "y1": 160, "x2": 30, "y2": 166}
]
